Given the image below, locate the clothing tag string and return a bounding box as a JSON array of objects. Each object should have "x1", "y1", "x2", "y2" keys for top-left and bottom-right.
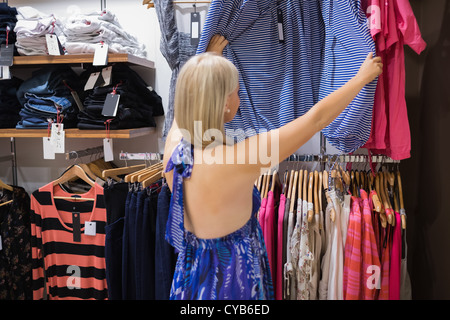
[{"x1": 104, "y1": 118, "x2": 113, "y2": 139}]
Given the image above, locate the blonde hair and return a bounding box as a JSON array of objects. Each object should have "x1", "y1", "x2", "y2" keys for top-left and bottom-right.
[{"x1": 174, "y1": 52, "x2": 239, "y2": 148}]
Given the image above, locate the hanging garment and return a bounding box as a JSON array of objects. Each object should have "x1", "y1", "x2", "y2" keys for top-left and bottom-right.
[
  {"x1": 360, "y1": 189, "x2": 381, "y2": 300},
  {"x1": 285, "y1": 203, "x2": 296, "y2": 299},
  {"x1": 196, "y1": 0, "x2": 318, "y2": 141},
  {"x1": 309, "y1": 207, "x2": 322, "y2": 300},
  {"x1": 275, "y1": 193, "x2": 286, "y2": 300},
  {"x1": 282, "y1": 197, "x2": 290, "y2": 300},
  {"x1": 363, "y1": 0, "x2": 426, "y2": 160},
  {"x1": 155, "y1": 183, "x2": 177, "y2": 300},
  {"x1": 154, "y1": 0, "x2": 199, "y2": 137},
  {"x1": 341, "y1": 194, "x2": 351, "y2": 248},
  {"x1": 292, "y1": 198, "x2": 313, "y2": 300},
  {"x1": 0, "y1": 186, "x2": 32, "y2": 300},
  {"x1": 30, "y1": 182, "x2": 108, "y2": 300},
  {"x1": 389, "y1": 211, "x2": 401, "y2": 300},
  {"x1": 400, "y1": 225, "x2": 412, "y2": 300},
  {"x1": 319, "y1": 0, "x2": 378, "y2": 153},
  {"x1": 263, "y1": 189, "x2": 277, "y2": 289},
  {"x1": 327, "y1": 190, "x2": 344, "y2": 300},
  {"x1": 343, "y1": 195, "x2": 363, "y2": 300},
  {"x1": 165, "y1": 139, "x2": 274, "y2": 300},
  {"x1": 378, "y1": 224, "x2": 393, "y2": 300},
  {"x1": 318, "y1": 191, "x2": 333, "y2": 300},
  {"x1": 104, "y1": 181, "x2": 129, "y2": 300}
]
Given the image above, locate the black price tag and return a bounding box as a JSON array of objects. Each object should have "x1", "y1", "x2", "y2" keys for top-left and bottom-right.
[
  {"x1": 277, "y1": 9, "x2": 285, "y2": 43},
  {"x1": 191, "y1": 12, "x2": 201, "y2": 46},
  {"x1": 72, "y1": 212, "x2": 81, "y2": 242},
  {"x1": 0, "y1": 44, "x2": 14, "y2": 66},
  {"x1": 102, "y1": 93, "x2": 120, "y2": 117}
]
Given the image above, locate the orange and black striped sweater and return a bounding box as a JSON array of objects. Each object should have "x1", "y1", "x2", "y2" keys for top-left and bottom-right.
[{"x1": 30, "y1": 182, "x2": 108, "y2": 300}]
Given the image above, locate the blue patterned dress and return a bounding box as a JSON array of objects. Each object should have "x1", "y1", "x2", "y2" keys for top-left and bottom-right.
[{"x1": 165, "y1": 139, "x2": 274, "y2": 300}]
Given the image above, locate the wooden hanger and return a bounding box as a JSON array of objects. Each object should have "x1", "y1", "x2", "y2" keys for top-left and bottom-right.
[
  {"x1": 368, "y1": 172, "x2": 382, "y2": 212},
  {"x1": 0, "y1": 178, "x2": 13, "y2": 192},
  {"x1": 52, "y1": 165, "x2": 96, "y2": 201},
  {"x1": 397, "y1": 170, "x2": 407, "y2": 230},
  {"x1": 102, "y1": 164, "x2": 146, "y2": 179},
  {"x1": 375, "y1": 172, "x2": 387, "y2": 228},
  {"x1": 323, "y1": 170, "x2": 336, "y2": 222},
  {"x1": 287, "y1": 170, "x2": 294, "y2": 200},
  {"x1": 289, "y1": 170, "x2": 298, "y2": 214},
  {"x1": 256, "y1": 174, "x2": 262, "y2": 193},
  {"x1": 383, "y1": 171, "x2": 394, "y2": 225},
  {"x1": 271, "y1": 170, "x2": 278, "y2": 193},
  {"x1": 0, "y1": 199, "x2": 13, "y2": 207},
  {"x1": 307, "y1": 171, "x2": 314, "y2": 222},
  {"x1": 318, "y1": 171, "x2": 323, "y2": 213},
  {"x1": 124, "y1": 162, "x2": 162, "y2": 183},
  {"x1": 313, "y1": 170, "x2": 319, "y2": 221},
  {"x1": 297, "y1": 169, "x2": 303, "y2": 201}
]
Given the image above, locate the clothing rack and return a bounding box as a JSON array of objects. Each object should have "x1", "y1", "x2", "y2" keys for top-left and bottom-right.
[
  {"x1": 119, "y1": 151, "x2": 162, "y2": 161},
  {"x1": 65, "y1": 146, "x2": 103, "y2": 161},
  {"x1": 284, "y1": 154, "x2": 400, "y2": 164},
  {"x1": 143, "y1": 0, "x2": 211, "y2": 9}
]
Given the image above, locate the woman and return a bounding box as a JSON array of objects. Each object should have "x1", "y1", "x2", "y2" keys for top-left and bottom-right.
[{"x1": 163, "y1": 35, "x2": 383, "y2": 300}]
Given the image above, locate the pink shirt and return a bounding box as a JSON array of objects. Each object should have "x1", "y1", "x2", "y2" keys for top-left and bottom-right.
[
  {"x1": 276, "y1": 194, "x2": 286, "y2": 300},
  {"x1": 364, "y1": 0, "x2": 426, "y2": 160},
  {"x1": 264, "y1": 190, "x2": 276, "y2": 286}
]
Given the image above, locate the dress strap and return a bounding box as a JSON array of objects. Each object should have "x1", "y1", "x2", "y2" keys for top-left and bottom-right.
[{"x1": 164, "y1": 138, "x2": 194, "y2": 253}]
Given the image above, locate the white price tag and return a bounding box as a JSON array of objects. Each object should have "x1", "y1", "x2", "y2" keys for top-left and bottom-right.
[
  {"x1": 101, "y1": 66, "x2": 112, "y2": 87},
  {"x1": 1, "y1": 66, "x2": 11, "y2": 80},
  {"x1": 43, "y1": 137, "x2": 55, "y2": 159},
  {"x1": 103, "y1": 138, "x2": 114, "y2": 162},
  {"x1": 93, "y1": 43, "x2": 108, "y2": 66},
  {"x1": 45, "y1": 34, "x2": 62, "y2": 56},
  {"x1": 50, "y1": 123, "x2": 65, "y2": 154},
  {"x1": 84, "y1": 72, "x2": 100, "y2": 91},
  {"x1": 84, "y1": 221, "x2": 97, "y2": 236}
]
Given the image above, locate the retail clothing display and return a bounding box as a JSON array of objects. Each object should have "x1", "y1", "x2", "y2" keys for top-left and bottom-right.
[
  {"x1": 14, "y1": 6, "x2": 67, "y2": 56},
  {"x1": 77, "y1": 64, "x2": 164, "y2": 130},
  {"x1": 154, "y1": 0, "x2": 199, "y2": 137},
  {"x1": 64, "y1": 10, "x2": 147, "y2": 58},
  {"x1": 30, "y1": 182, "x2": 108, "y2": 300},
  {"x1": 0, "y1": 77, "x2": 23, "y2": 128},
  {"x1": 104, "y1": 179, "x2": 176, "y2": 300},
  {"x1": 0, "y1": 186, "x2": 32, "y2": 300},
  {"x1": 257, "y1": 167, "x2": 411, "y2": 300},
  {"x1": 16, "y1": 65, "x2": 81, "y2": 129},
  {"x1": 363, "y1": 0, "x2": 426, "y2": 160},
  {"x1": 165, "y1": 139, "x2": 274, "y2": 300},
  {"x1": 0, "y1": 3, "x2": 18, "y2": 55}
]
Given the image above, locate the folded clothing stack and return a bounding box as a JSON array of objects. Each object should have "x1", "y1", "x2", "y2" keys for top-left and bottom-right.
[
  {"x1": 0, "y1": 3, "x2": 18, "y2": 55},
  {"x1": 0, "y1": 77, "x2": 23, "y2": 128},
  {"x1": 14, "y1": 6, "x2": 66, "y2": 56},
  {"x1": 64, "y1": 10, "x2": 146, "y2": 58},
  {"x1": 77, "y1": 63, "x2": 164, "y2": 130},
  {"x1": 15, "y1": 65, "x2": 82, "y2": 129}
]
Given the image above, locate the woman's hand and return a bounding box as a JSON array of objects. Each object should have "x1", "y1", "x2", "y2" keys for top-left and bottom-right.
[
  {"x1": 356, "y1": 52, "x2": 383, "y2": 84},
  {"x1": 206, "y1": 35, "x2": 229, "y2": 55}
]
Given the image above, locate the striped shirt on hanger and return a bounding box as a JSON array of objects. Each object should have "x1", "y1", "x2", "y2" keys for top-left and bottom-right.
[
  {"x1": 30, "y1": 182, "x2": 108, "y2": 300},
  {"x1": 196, "y1": 0, "x2": 320, "y2": 141}
]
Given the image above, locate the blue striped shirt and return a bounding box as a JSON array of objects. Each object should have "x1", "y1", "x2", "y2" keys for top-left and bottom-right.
[{"x1": 197, "y1": 0, "x2": 376, "y2": 153}]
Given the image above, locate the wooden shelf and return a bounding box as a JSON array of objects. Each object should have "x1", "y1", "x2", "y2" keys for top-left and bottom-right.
[
  {"x1": 12, "y1": 53, "x2": 155, "y2": 69},
  {"x1": 0, "y1": 127, "x2": 155, "y2": 139}
]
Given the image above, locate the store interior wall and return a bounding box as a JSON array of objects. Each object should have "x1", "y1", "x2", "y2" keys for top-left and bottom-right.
[
  {"x1": 404, "y1": 0, "x2": 450, "y2": 300},
  {"x1": 0, "y1": 0, "x2": 448, "y2": 299}
]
